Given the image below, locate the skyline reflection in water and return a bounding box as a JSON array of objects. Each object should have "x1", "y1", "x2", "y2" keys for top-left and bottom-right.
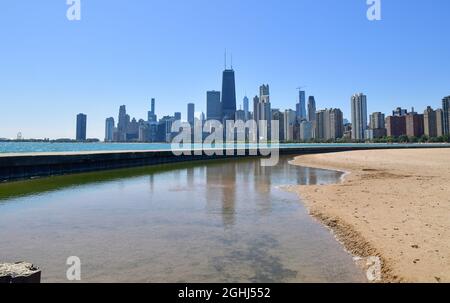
[{"x1": 0, "y1": 156, "x2": 365, "y2": 283}]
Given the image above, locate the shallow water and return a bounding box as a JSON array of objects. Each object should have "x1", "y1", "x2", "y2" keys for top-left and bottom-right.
[{"x1": 0, "y1": 157, "x2": 366, "y2": 282}]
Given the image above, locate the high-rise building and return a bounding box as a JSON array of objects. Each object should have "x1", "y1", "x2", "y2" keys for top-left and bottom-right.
[
  {"x1": 235, "y1": 109, "x2": 245, "y2": 121},
  {"x1": 253, "y1": 96, "x2": 259, "y2": 122},
  {"x1": 369, "y1": 112, "x2": 385, "y2": 129},
  {"x1": 315, "y1": 108, "x2": 343, "y2": 140},
  {"x1": 148, "y1": 98, "x2": 157, "y2": 122},
  {"x1": 393, "y1": 107, "x2": 408, "y2": 117},
  {"x1": 300, "y1": 120, "x2": 313, "y2": 141},
  {"x1": 351, "y1": 93, "x2": 368, "y2": 141},
  {"x1": 105, "y1": 117, "x2": 115, "y2": 142},
  {"x1": 436, "y1": 109, "x2": 444, "y2": 137},
  {"x1": 254, "y1": 85, "x2": 271, "y2": 122},
  {"x1": 117, "y1": 105, "x2": 128, "y2": 142},
  {"x1": 296, "y1": 90, "x2": 307, "y2": 121},
  {"x1": 406, "y1": 113, "x2": 424, "y2": 137},
  {"x1": 272, "y1": 109, "x2": 285, "y2": 142},
  {"x1": 174, "y1": 112, "x2": 182, "y2": 121},
  {"x1": 76, "y1": 113, "x2": 87, "y2": 141},
  {"x1": 443, "y1": 96, "x2": 450, "y2": 135},
  {"x1": 330, "y1": 108, "x2": 344, "y2": 139},
  {"x1": 254, "y1": 85, "x2": 272, "y2": 141},
  {"x1": 424, "y1": 106, "x2": 438, "y2": 138},
  {"x1": 127, "y1": 118, "x2": 139, "y2": 141},
  {"x1": 137, "y1": 119, "x2": 149, "y2": 142},
  {"x1": 284, "y1": 109, "x2": 297, "y2": 142},
  {"x1": 221, "y1": 69, "x2": 237, "y2": 121},
  {"x1": 158, "y1": 115, "x2": 176, "y2": 143},
  {"x1": 386, "y1": 116, "x2": 406, "y2": 137},
  {"x1": 307, "y1": 96, "x2": 316, "y2": 122},
  {"x1": 243, "y1": 96, "x2": 249, "y2": 121},
  {"x1": 259, "y1": 85, "x2": 270, "y2": 102},
  {"x1": 207, "y1": 91, "x2": 221, "y2": 121},
  {"x1": 187, "y1": 103, "x2": 195, "y2": 125},
  {"x1": 368, "y1": 112, "x2": 386, "y2": 139}
]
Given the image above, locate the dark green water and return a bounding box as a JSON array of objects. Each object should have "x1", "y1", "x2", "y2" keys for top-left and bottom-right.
[{"x1": 0, "y1": 156, "x2": 366, "y2": 282}]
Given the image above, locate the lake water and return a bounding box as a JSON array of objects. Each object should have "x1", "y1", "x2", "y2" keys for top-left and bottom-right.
[
  {"x1": 0, "y1": 157, "x2": 366, "y2": 282},
  {"x1": 1, "y1": 141, "x2": 443, "y2": 154}
]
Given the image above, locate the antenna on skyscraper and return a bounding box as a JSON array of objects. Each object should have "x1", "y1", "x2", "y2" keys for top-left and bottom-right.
[
  {"x1": 231, "y1": 53, "x2": 233, "y2": 69},
  {"x1": 224, "y1": 49, "x2": 227, "y2": 69}
]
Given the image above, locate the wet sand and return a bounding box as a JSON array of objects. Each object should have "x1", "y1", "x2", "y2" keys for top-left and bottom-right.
[{"x1": 291, "y1": 149, "x2": 450, "y2": 283}]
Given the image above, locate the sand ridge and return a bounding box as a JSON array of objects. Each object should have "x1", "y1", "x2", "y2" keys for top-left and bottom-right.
[{"x1": 292, "y1": 149, "x2": 450, "y2": 283}]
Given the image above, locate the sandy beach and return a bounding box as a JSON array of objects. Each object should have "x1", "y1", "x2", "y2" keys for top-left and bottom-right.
[{"x1": 291, "y1": 149, "x2": 450, "y2": 283}]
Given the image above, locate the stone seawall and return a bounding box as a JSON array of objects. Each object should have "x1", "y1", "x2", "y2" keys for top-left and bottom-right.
[{"x1": 0, "y1": 145, "x2": 449, "y2": 182}]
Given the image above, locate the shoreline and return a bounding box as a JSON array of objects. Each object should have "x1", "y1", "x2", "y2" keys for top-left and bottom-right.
[
  {"x1": 286, "y1": 162, "x2": 397, "y2": 282},
  {"x1": 290, "y1": 149, "x2": 450, "y2": 283}
]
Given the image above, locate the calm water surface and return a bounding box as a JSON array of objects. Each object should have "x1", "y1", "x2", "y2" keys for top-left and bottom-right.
[
  {"x1": 1, "y1": 141, "x2": 443, "y2": 154},
  {"x1": 0, "y1": 157, "x2": 366, "y2": 282}
]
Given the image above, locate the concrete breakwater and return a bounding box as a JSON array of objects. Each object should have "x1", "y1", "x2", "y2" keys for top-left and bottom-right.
[{"x1": 1, "y1": 144, "x2": 449, "y2": 182}]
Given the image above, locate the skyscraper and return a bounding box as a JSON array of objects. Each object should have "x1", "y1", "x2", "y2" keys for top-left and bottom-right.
[
  {"x1": 406, "y1": 113, "x2": 424, "y2": 137},
  {"x1": 315, "y1": 108, "x2": 344, "y2": 140},
  {"x1": 443, "y1": 96, "x2": 450, "y2": 135},
  {"x1": 307, "y1": 96, "x2": 316, "y2": 122},
  {"x1": 300, "y1": 120, "x2": 313, "y2": 141},
  {"x1": 221, "y1": 68, "x2": 237, "y2": 121},
  {"x1": 284, "y1": 109, "x2": 297, "y2": 142},
  {"x1": 254, "y1": 86, "x2": 271, "y2": 122},
  {"x1": 259, "y1": 84, "x2": 270, "y2": 102},
  {"x1": 206, "y1": 91, "x2": 221, "y2": 121},
  {"x1": 187, "y1": 103, "x2": 195, "y2": 125},
  {"x1": 76, "y1": 113, "x2": 87, "y2": 141},
  {"x1": 368, "y1": 112, "x2": 386, "y2": 139},
  {"x1": 296, "y1": 90, "x2": 307, "y2": 121},
  {"x1": 369, "y1": 112, "x2": 385, "y2": 129},
  {"x1": 424, "y1": 106, "x2": 437, "y2": 138},
  {"x1": 254, "y1": 85, "x2": 272, "y2": 140},
  {"x1": 436, "y1": 109, "x2": 444, "y2": 137},
  {"x1": 272, "y1": 109, "x2": 285, "y2": 142},
  {"x1": 105, "y1": 117, "x2": 115, "y2": 142},
  {"x1": 117, "y1": 105, "x2": 128, "y2": 142},
  {"x1": 174, "y1": 112, "x2": 182, "y2": 121},
  {"x1": 386, "y1": 116, "x2": 407, "y2": 137},
  {"x1": 243, "y1": 96, "x2": 249, "y2": 121},
  {"x1": 351, "y1": 93, "x2": 368, "y2": 141},
  {"x1": 329, "y1": 108, "x2": 344, "y2": 139},
  {"x1": 393, "y1": 107, "x2": 408, "y2": 117},
  {"x1": 148, "y1": 98, "x2": 157, "y2": 122}
]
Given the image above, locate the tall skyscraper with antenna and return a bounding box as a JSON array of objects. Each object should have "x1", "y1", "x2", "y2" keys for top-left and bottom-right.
[{"x1": 221, "y1": 53, "x2": 237, "y2": 121}]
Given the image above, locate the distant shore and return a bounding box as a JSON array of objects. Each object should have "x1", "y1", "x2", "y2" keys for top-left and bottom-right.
[{"x1": 292, "y1": 149, "x2": 450, "y2": 283}]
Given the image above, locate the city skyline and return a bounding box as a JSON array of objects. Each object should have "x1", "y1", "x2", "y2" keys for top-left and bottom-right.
[{"x1": 1, "y1": 0, "x2": 450, "y2": 139}]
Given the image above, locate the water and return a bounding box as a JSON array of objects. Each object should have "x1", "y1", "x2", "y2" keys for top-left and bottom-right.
[
  {"x1": 0, "y1": 157, "x2": 366, "y2": 282},
  {"x1": 2, "y1": 141, "x2": 447, "y2": 154}
]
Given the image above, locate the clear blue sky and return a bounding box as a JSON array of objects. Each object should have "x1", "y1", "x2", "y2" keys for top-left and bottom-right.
[{"x1": 1, "y1": 0, "x2": 449, "y2": 139}]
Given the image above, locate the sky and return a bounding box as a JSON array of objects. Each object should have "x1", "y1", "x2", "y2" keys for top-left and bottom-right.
[{"x1": 0, "y1": 0, "x2": 449, "y2": 139}]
